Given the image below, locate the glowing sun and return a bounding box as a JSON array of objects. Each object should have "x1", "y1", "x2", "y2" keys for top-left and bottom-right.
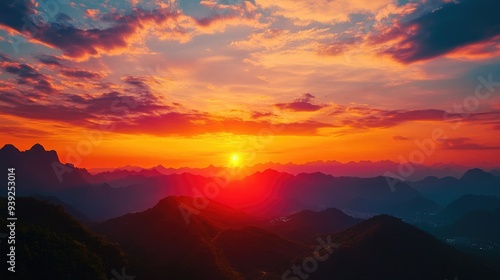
[{"x1": 230, "y1": 153, "x2": 241, "y2": 167}]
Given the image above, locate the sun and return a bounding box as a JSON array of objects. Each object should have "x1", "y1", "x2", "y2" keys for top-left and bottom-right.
[{"x1": 229, "y1": 153, "x2": 240, "y2": 167}]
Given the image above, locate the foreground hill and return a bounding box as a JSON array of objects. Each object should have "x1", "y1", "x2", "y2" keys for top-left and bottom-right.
[
  {"x1": 266, "y1": 207, "x2": 363, "y2": 244},
  {"x1": 434, "y1": 208, "x2": 500, "y2": 243},
  {"x1": 93, "y1": 196, "x2": 306, "y2": 279},
  {"x1": 30, "y1": 195, "x2": 93, "y2": 224},
  {"x1": 93, "y1": 196, "x2": 499, "y2": 279},
  {"x1": 309, "y1": 215, "x2": 500, "y2": 280},
  {"x1": 0, "y1": 197, "x2": 127, "y2": 280},
  {"x1": 212, "y1": 226, "x2": 308, "y2": 279},
  {"x1": 431, "y1": 208, "x2": 500, "y2": 271}
]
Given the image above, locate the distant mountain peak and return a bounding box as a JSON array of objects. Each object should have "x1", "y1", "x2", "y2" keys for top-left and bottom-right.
[
  {"x1": 460, "y1": 168, "x2": 494, "y2": 181},
  {"x1": 0, "y1": 143, "x2": 89, "y2": 193},
  {"x1": 0, "y1": 143, "x2": 19, "y2": 153},
  {"x1": 260, "y1": 168, "x2": 283, "y2": 175},
  {"x1": 150, "y1": 196, "x2": 190, "y2": 210},
  {"x1": 155, "y1": 195, "x2": 186, "y2": 207},
  {"x1": 345, "y1": 214, "x2": 412, "y2": 234},
  {"x1": 29, "y1": 143, "x2": 46, "y2": 152}
]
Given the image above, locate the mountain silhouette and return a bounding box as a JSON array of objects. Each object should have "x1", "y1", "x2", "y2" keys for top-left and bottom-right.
[
  {"x1": 30, "y1": 194, "x2": 93, "y2": 224},
  {"x1": 435, "y1": 209, "x2": 500, "y2": 243},
  {"x1": 0, "y1": 145, "x2": 429, "y2": 221},
  {"x1": 92, "y1": 197, "x2": 500, "y2": 279},
  {"x1": 215, "y1": 170, "x2": 421, "y2": 217},
  {"x1": 410, "y1": 169, "x2": 500, "y2": 205},
  {"x1": 212, "y1": 226, "x2": 308, "y2": 279},
  {"x1": 461, "y1": 168, "x2": 497, "y2": 182},
  {"x1": 491, "y1": 170, "x2": 500, "y2": 177},
  {"x1": 0, "y1": 197, "x2": 128, "y2": 279},
  {"x1": 39, "y1": 163, "x2": 412, "y2": 221},
  {"x1": 92, "y1": 196, "x2": 299, "y2": 279},
  {"x1": 90, "y1": 160, "x2": 472, "y2": 181},
  {"x1": 232, "y1": 160, "x2": 469, "y2": 181},
  {"x1": 94, "y1": 168, "x2": 164, "y2": 186},
  {"x1": 309, "y1": 215, "x2": 500, "y2": 279},
  {"x1": 56, "y1": 172, "x2": 217, "y2": 220},
  {"x1": 439, "y1": 194, "x2": 500, "y2": 223},
  {"x1": 386, "y1": 195, "x2": 442, "y2": 219},
  {"x1": 266, "y1": 207, "x2": 362, "y2": 244},
  {"x1": 0, "y1": 144, "x2": 91, "y2": 194}
]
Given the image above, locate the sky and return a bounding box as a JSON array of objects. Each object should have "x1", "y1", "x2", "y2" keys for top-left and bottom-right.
[{"x1": 0, "y1": 0, "x2": 499, "y2": 169}]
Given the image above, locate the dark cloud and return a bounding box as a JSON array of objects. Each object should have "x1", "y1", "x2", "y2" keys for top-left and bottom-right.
[
  {"x1": 4, "y1": 63, "x2": 39, "y2": 79},
  {"x1": 1, "y1": 56, "x2": 173, "y2": 129},
  {"x1": 1, "y1": 71, "x2": 333, "y2": 136},
  {"x1": 439, "y1": 137, "x2": 500, "y2": 150},
  {"x1": 61, "y1": 91, "x2": 172, "y2": 118},
  {"x1": 332, "y1": 106, "x2": 500, "y2": 129},
  {"x1": 0, "y1": 1, "x2": 179, "y2": 59},
  {"x1": 0, "y1": 86, "x2": 172, "y2": 128},
  {"x1": 466, "y1": 111, "x2": 500, "y2": 122},
  {"x1": 35, "y1": 54, "x2": 63, "y2": 66},
  {"x1": 0, "y1": 88, "x2": 331, "y2": 136},
  {"x1": 0, "y1": 126, "x2": 54, "y2": 138},
  {"x1": 0, "y1": 52, "x2": 13, "y2": 62},
  {"x1": 55, "y1": 13, "x2": 74, "y2": 24},
  {"x1": 274, "y1": 93, "x2": 327, "y2": 112},
  {"x1": 0, "y1": 57, "x2": 168, "y2": 124},
  {"x1": 194, "y1": 0, "x2": 258, "y2": 27},
  {"x1": 377, "y1": 0, "x2": 500, "y2": 63},
  {"x1": 32, "y1": 79, "x2": 56, "y2": 93},
  {"x1": 0, "y1": 0, "x2": 36, "y2": 32},
  {"x1": 60, "y1": 69, "x2": 103, "y2": 79},
  {"x1": 1, "y1": 62, "x2": 56, "y2": 94},
  {"x1": 250, "y1": 111, "x2": 276, "y2": 119},
  {"x1": 343, "y1": 109, "x2": 456, "y2": 128},
  {"x1": 121, "y1": 76, "x2": 157, "y2": 102},
  {"x1": 0, "y1": 90, "x2": 92, "y2": 124},
  {"x1": 122, "y1": 76, "x2": 150, "y2": 91},
  {"x1": 33, "y1": 22, "x2": 131, "y2": 58}
]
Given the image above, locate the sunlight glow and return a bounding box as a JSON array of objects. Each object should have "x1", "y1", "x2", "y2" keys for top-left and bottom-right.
[{"x1": 230, "y1": 153, "x2": 241, "y2": 167}]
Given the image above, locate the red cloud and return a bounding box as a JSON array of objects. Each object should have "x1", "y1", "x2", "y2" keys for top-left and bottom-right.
[
  {"x1": 439, "y1": 137, "x2": 500, "y2": 150},
  {"x1": 274, "y1": 93, "x2": 327, "y2": 112},
  {"x1": 114, "y1": 113, "x2": 332, "y2": 137}
]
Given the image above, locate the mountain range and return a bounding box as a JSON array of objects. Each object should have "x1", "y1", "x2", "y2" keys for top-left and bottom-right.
[
  {"x1": 2, "y1": 144, "x2": 499, "y2": 222},
  {"x1": 89, "y1": 159, "x2": 495, "y2": 181},
  {"x1": 2, "y1": 143, "x2": 500, "y2": 279},
  {"x1": 409, "y1": 170, "x2": 500, "y2": 205},
  {"x1": 13, "y1": 196, "x2": 494, "y2": 280}
]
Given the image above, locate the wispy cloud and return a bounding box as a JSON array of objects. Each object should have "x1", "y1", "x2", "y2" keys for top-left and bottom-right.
[
  {"x1": 439, "y1": 137, "x2": 500, "y2": 150},
  {"x1": 274, "y1": 93, "x2": 327, "y2": 112}
]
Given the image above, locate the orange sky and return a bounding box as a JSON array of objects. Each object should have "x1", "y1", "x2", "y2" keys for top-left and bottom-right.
[{"x1": 0, "y1": 0, "x2": 499, "y2": 169}]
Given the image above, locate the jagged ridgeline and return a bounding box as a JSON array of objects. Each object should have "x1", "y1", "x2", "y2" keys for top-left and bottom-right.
[{"x1": 1, "y1": 144, "x2": 500, "y2": 279}]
